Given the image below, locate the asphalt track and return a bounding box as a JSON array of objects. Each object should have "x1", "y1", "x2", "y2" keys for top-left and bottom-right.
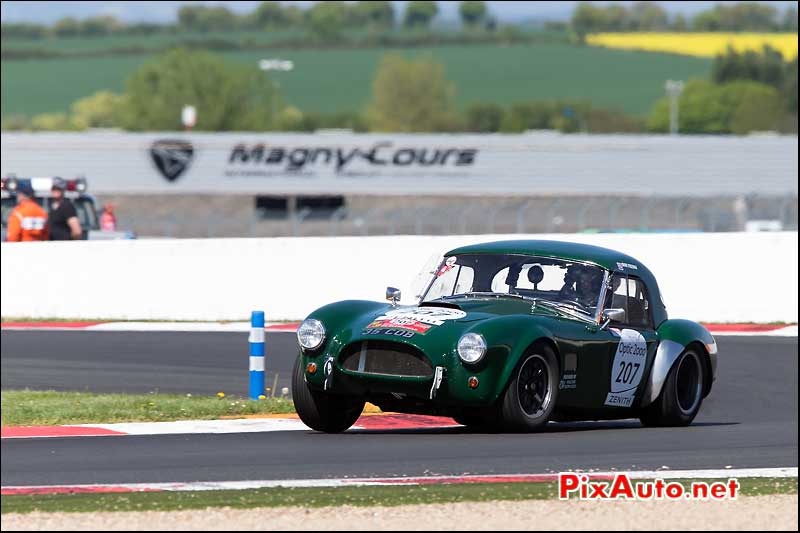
[
  {"x1": 1, "y1": 330, "x2": 299, "y2": 396},
  {"x1": 1, "y1": 332, "x2": 797, "y2": 487}
]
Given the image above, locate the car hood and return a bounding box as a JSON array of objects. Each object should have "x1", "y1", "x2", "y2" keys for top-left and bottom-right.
[{"x1": 343, "y1": 297, "x2": 571, "y2": 349}]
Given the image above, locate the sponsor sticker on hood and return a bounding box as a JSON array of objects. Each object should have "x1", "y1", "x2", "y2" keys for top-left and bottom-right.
[
  {"x1": 366, "y1": 319, "x2": 432, "y2": 334},
  {"x1": 362, "y1": 307, "x2": 468, "y2": 336},
  {"x1": 377, "y1": 307, "x2": 467, "y2": 326}
]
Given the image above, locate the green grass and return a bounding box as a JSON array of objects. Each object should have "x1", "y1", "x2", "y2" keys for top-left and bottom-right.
[
  {"x1": 0, "y1": 390, "x2": 295, "y2": 426},
  {"x1": 1, "y1": 43, "x2": 710, "y2": 117},
  {"x1": 1, "y1": 478, "x2": 795, "y2": 514}
]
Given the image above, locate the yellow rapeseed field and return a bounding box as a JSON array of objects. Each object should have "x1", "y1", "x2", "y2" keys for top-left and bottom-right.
[{"x1": 586, "y1": 32, "x2": 798, "y2": 59}]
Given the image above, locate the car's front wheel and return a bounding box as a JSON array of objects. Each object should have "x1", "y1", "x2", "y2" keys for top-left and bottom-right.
[
  {"x1": 292, "y1": 355, "x2": 365, "y2": 433},
  {"x1": 640, "y1": 347, "x2": 705, "y2": 427},
  {"x1": 499, "y1": 345, "x2": 559, "y2": 431}
]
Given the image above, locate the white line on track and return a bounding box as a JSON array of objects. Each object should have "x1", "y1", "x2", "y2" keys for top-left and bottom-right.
[
  {"x1": 2, "y1": 467, "x2": 796, "y2": 495},
  {"x1": 88, "y1": 417, "x2": 311, "y2": 435}
]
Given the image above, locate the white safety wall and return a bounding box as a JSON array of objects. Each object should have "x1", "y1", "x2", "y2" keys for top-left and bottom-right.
[
  {"x1": 1, "y1": 232, "x2": 797, "y2": 323},
  {"x1": 2, "y1": 132, "x2": 797, "y2": 196}
]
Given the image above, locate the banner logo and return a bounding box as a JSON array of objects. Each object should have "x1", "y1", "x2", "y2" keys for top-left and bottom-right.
[
  {"x1": 227, "y1": 142, "x2": 477, "y2": 175},
  {"x1": 150, "y1": 140, "x2": 194, "y2": 182}
]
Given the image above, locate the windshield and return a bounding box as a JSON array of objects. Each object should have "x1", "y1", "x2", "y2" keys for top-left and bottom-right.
[{"x1": 421, "y1": 253, "x2": 607, "y2": 317}]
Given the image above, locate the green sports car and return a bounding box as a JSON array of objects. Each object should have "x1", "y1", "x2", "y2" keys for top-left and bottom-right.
[{"x1": 292, "y1": 240, "x2": 717, "y2": 432}]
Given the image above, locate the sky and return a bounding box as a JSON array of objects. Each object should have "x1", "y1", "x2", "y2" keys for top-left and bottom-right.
[{"x1": 2, "y1": 1, "x2": 797, "y2": 25}]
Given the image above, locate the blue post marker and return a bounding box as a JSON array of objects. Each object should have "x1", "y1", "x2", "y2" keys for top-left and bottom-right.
[{"x1": 249, "y1": 311, "x2": 265, "y2": 400}]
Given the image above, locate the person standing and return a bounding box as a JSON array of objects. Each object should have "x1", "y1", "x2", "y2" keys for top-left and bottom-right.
[
  {"x1": 6, "y1": 181, "x2": 49, "y2": 242},
  {"x1": 100, "y1": 203, "x2": 117, "y2": 232},
  {"x1": 48, "y1": 178, "x2": 83, "y2": 240}
]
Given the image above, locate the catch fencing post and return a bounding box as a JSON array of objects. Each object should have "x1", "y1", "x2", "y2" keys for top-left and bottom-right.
[{"x1": 249, "y1": 311, "x2": 265, "y2": 400}]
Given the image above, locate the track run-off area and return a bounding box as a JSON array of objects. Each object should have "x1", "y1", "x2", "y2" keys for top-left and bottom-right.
[{"x1": 1, "y1": 330, "x2": 797, "y2": 489}]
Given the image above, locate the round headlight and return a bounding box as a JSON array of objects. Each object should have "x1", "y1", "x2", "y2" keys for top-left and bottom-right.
[
  {"x1": 457, "y1": 333, "x2": 486, "y2": 364},
  {"x1": 297, "y1": 319, "x2": 325, "y2": 350}
]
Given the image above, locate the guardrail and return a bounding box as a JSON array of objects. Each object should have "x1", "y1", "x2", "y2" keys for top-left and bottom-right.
[{"x1": 1, "y1": 232, "x2": 796, "y2": 323}]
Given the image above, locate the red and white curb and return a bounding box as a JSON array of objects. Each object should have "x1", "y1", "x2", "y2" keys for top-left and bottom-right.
[
  {"x1": 703, "y1": 324, "x2": 798, "y2": 336},
  {"x1": 2, "y1": 467, "x2": 796, "y2": 496},
  {"x1": 2, "y1": 322, "x2": 796, "y2": 336},
  {"x1": 0, "y1": 413, "x2": 460, "y2": 439},
  {"x1": 0, "y1": 321, "x2": 298, "y2": 332}
]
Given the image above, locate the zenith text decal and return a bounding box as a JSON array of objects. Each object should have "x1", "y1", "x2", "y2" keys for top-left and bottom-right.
[{"x1": 605, "y1": 328, "x2": 648, "y2": 407}]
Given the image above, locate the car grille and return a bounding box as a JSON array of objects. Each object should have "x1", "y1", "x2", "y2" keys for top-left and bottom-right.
[{"x1": 340, "y1": 341, "x2": 433, "y2": 378}]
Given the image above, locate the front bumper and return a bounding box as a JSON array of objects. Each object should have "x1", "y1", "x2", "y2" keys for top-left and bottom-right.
[{"x1": 301, "y1": 344, "x2": 509, "y2": 407}]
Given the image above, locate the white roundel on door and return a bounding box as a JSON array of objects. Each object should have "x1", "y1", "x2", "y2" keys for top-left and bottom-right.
[{"x1": 605, "y1": 328, "x2": 648, "y2": 408}]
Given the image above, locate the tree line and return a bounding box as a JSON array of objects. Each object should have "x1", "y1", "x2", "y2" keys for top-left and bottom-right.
[
  {"x1": 3, "y1": 44, "x2": 795, "y2": 135},
  {"x1": 1, "y1": 1, "x2": 495, "y2": 40},
  {"x1": 571, "y1": 1, "x2": 797, "y2": 36},
  {"x1": 648, "y1": 45, "x2": 798, "y2": 134},
  {"x1": 4, "y1": 1, "x2": 797, "y2": 42},
  {"x1": 0, "y1": 48, "x2": 631, "y2": 133}
]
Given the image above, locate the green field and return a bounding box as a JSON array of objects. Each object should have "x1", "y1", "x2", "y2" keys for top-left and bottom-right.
[
  {"x1": 0, "y1": 28, "x2": 568, "y2": 53},
  {"x1": 0, "y1": 29, "x2": 307, "y2": 52},
  {"x1": 1, "y1": 42, "x2": 710, "y2": 117}
]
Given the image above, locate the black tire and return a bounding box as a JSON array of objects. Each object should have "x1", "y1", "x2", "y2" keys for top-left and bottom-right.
[
  {"x1": 291, "y1": 355, "x2": 365, "y2": 433},
  {"x1": 499, "y1": 344, "x2": 559, "y2": 431},
  {"x1": 640, "y1": 347, "x2": 705, "y2": 427}
]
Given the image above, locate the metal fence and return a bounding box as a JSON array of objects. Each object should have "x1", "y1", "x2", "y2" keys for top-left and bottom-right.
[{"x1": 114, "y1": 194, "x2": 798, "y2": 239}]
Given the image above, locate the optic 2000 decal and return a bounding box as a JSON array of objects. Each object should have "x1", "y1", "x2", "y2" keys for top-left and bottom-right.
[{"x1": 605, "y1": 328, "x2": 648, "y2": 407}]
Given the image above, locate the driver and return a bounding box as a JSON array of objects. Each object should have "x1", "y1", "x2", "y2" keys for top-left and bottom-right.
[{"x1": 560, "y1": 265, "x2": 602, "y2": 307}]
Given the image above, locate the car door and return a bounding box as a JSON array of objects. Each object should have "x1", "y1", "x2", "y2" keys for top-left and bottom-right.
[{"x1": 600, "y1": 274, "x2": 658, "y2": 409}]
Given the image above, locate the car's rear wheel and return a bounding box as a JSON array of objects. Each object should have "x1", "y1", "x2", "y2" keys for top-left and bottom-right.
[
  {"x1": 499, "y1": 344, "x2": 559, "y2": 431},
  {"x1": 640, "y1": 347, "x2": 705, "y2": 427},
  {"x1": 292, "y1": 355, "x2": 364, "y2": 433}
]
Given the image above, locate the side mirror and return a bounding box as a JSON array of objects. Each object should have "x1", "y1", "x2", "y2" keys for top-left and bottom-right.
[
  {"x1": 600, "y1": 308, "x2": 625, "y2": 330},
  {"x1": 386, "y1": 286, "x2": 401, "y2": 306}
]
